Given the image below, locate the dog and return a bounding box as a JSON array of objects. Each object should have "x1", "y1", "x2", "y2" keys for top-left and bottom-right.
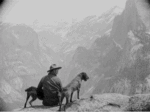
[
  {"x1": 58, "y1": 72, "x2": 89, "y2": 111},
  {"x1": 24, "y1": 85, "x2": 59, "y2": 108},
  {"x1": 24, "y1": 86, "x2": 37, "y2": 108}
]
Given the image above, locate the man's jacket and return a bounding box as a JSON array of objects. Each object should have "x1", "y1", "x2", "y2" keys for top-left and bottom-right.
[{"x1": 37, "y1": 74, "x2": 62, "y2": 106}]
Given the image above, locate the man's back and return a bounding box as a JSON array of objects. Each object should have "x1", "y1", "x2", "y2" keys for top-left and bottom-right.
[
  {"x1": 37, "y1": 74, "x2": 62, "y2": 106},
  {"x1": 42, "y1": 75, "x2": 62, "y2": 96}
]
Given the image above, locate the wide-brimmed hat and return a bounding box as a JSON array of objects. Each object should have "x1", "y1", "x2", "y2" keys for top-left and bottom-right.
[{"x1": 47, "y1": 64, "x2": 62, "y2": 72}]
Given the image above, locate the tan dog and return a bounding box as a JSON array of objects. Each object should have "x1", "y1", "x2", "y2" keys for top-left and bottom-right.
[{"x1": 58, "y1": 72, "x2": 89, "y2": 111}]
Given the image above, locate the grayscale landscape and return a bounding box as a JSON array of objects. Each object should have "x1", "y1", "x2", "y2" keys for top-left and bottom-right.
[{"x1": 1, "y1": 0, "x2": 150, "y2": 111}]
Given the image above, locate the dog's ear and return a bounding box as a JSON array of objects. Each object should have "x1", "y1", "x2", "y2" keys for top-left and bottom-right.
[
  {"x1": 82, "y1": 72, "x2": 89, "y2": 81},
  {"x1": 80, "y1": 72, "x2": 85, "y2": 80}
]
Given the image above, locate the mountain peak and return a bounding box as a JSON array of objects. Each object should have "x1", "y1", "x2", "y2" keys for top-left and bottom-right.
[{"x1": 102, "y1": 6, "x2": 123, "y2": 16}]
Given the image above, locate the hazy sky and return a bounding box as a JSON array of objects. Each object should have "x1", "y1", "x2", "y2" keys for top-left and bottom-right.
[{"x1": 1, "y1": 0, "x2": 127, "y2": 25}]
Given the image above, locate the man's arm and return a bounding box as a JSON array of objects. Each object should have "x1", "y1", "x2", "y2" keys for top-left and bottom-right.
[
  {"x1": 52, "y1": 77, "x2": 63, "y2": 92},
  {"x1": 57, "y1": 77, "x2": 63, "y2": 92}
]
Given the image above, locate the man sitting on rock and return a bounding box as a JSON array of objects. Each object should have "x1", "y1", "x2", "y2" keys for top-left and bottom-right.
[{"x1": 37, "y1": 64, "x2": 62, "y2": 106}]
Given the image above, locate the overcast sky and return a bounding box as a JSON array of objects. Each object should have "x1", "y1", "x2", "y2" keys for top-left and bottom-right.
[{"x1": 1, "y1": 0, "x2": 127, "y2": 25}]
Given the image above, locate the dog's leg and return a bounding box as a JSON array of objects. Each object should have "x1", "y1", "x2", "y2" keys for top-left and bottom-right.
[
  {"x1": 61, "y1": 95, "x2": 64, "y2": 103},
  {"x1": 64, "y1": 97, "x2": 68, "y2": 111},
  {"x1": 24, "y1": 93, "x2": 30, "y2": 108},
  {"x1": 64, "y1": 95, "x2": 70, "y2": 111},
  {"x1": 58, "y1": 94, "x2": 64, "y2": 111},
  {"x1": 70, "y1": 92, "x2": 74, "y2": 102},
  {"x1": 29, "y1": 96, "x2": 36, "y2": 107},
  {"x1": 77, "y1": 89, "x2": 80, "y2": 99}
]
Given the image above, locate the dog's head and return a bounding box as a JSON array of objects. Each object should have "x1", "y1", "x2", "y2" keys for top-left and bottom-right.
[{"x1": 80, "y1": 72, "x2": 89, "y2": 81}]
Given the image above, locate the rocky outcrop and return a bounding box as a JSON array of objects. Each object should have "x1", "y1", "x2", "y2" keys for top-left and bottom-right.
[
  {"x1": 15, "y1": 93, "x2": 129, "y2": 112},
  {"x1": 126, "y1": 94, "x2": 150, "y2": 111},
  {"x1": 16, "y1": 93, "x2": 150, "y2": 112}
]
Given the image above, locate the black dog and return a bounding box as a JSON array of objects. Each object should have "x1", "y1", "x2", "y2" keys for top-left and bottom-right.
[{"x1": 24, "y1": 86, "x2": 44, "y2": 108}]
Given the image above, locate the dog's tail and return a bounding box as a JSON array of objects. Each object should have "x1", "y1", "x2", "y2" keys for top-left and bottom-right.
[{"x1": 25, "y1": 86, "x2": 36, "y2": 92}]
